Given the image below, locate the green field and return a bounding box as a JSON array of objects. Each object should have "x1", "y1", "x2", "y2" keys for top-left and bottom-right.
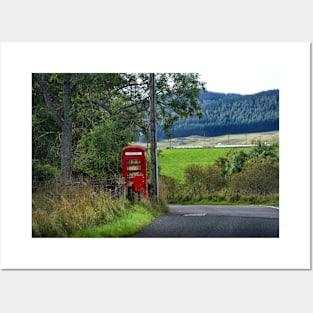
[
  {"x1": 158, "y1": 147, "x2": 251, "y2": 181},
  {"x1": 135, "y1": 131, "x2": 279, "y2": 182}
]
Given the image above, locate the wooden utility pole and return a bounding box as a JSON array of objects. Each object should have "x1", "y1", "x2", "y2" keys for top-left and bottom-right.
[{"x1": 149, "y1": 73, "x2": 159, "y2": 201}]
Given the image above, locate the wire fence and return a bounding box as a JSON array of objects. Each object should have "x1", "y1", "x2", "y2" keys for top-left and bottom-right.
[{"x1": 32, "y1": 176, "x2": 126, "y2": 199}]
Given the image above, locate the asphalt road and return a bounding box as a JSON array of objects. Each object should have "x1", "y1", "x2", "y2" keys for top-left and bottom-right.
[{"x1": 133, "y1": 205, "x2": 279, "y2": 237}]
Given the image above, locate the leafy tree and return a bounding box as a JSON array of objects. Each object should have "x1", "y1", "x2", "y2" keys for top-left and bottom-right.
[
  {"x1": 155, "y1": 73, "x2": 205, "y2": 135},
  {"x1": 72, "y1": 114, "x2": 136, "y2": 178},
  {"x1": 33, "y1": 73, "x2": 136, "y2": 182},
  {"x1": 248, "y1": 141, "x2": 279, "y2": 162},
  {"x1": 32, "y1": 89, "x2": 61, "y2": 167},
  {"x1": 33, "y1": 74, "x2": 74, "y2": 183},
  {"x1": 33, "y1": 73, "x2": 205, "y2": 182},
  {"x1": 224, "y1": 149, "x2": 248, "y2": 177}
]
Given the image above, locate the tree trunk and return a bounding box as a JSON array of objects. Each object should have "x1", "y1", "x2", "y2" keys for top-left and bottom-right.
[{"x1": 60, "y1": 74, "x2": 73, "y2": 183}]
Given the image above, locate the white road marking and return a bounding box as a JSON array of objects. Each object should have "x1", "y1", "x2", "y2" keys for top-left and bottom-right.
[
  {"x1": 184, "y1": 213, "x2": 206, "y2": 217},
  {"x1": 264, "y1": 206, "x2": 279, "y2": 210}
]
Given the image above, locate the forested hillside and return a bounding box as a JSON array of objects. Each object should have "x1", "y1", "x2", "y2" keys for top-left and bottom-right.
[{"x1": 157, "y1": 89, "x2": 279, "y2": 139}]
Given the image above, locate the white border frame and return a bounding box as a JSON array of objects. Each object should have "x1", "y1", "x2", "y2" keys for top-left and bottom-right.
[{"x1": 0, "y1": 42, "x2": 311, "y2": 269}]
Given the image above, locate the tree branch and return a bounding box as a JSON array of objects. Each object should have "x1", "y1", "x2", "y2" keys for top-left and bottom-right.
[{"x1": 33, "y1": 74, "x2": 63, "y2": 128}]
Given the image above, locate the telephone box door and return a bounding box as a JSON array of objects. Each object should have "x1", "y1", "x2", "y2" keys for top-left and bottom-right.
[{"x1": 122, "y1": 145, "x2": 148, "y2": 199}]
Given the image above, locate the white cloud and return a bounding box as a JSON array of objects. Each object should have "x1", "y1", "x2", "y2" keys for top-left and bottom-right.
[
  {"x1": 200, "y1": 71, "x2": 279, "y2": 94},
  {"x1": 195, "y1": 43, "x2": 280, "y2": 94}
]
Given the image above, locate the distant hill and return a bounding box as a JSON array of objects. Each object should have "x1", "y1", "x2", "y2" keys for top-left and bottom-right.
[{"x1": 157, "y1": 89, "x2": 279, "y2": 139}]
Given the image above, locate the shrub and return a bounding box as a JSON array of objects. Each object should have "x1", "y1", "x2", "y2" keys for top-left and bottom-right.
[
  {"x1": 205, "y1": 165, "x2": 226, "y2": 193},
  {"x1": 184, "y1": 164, "x2": 208, "y2": 199},
  {"x1": 223, "y1": 149, "x2": 249, "y2": 177},
  {"x1": 159, "y1": 175, "x2": 180, "y2": 200},
  {"x1": 159, "y1": 175, "x2": 189, "y2": 201},
  {"x1": 32, "y1": 159, "x2": 59, "y2": 182},
  {"x1": 72, "y1": 121, "x2": 135, "y2": 178},
  {"x1": 207, "y1": 191, "x2": 227, "y2": 202},
  {"x1": 249, "y1": 141, "x2": 279, "y2": 162},
  {"x1": 229, "y1": 159, "x2": 279, "y2": 196}
]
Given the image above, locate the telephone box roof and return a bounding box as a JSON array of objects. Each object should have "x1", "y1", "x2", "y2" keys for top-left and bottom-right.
[{"x1": 122, "y1": 145, "x2": 146, "y2": 152}]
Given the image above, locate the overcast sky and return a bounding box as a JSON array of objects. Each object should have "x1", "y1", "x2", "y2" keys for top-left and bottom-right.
[
  {"x1": 178, "y1": 42, "x2": 281, "y2": 95},
  {"x1": 199, "y1": 71, "x2": 279, "y2": 95}
]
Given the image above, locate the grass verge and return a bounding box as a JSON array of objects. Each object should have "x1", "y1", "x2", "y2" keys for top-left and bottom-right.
[
  {"x1": 33, "y1": 183, "x2": 169, "y2": 237},
  {"x1": 167, "y1": 194, "x2": 279, "y2": 207},
  {"x1": 72, "y1": 201, "x2": 169, "y2": 237}
]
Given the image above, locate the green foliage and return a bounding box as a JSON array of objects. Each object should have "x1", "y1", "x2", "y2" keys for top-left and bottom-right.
[
  {"x1": 33, "y1": 73, "x2": 205, "y2": 180},
  {"x1": 220, "y1": 149, "x2": 248, "y2": 177},
  {"x1": 184, "y1": 164, "x2": 208, "y2": 199},
  {"x1": 206, "y1": 165, "x2": 226, "y2": 193},
  {"x1": 32, "y1": 82, "x2": 61, "y2": 166},
  {"x1": 160, "y1": 163, "x2": 226, "y2": 202},
  {"x1": 159, "y1": 175, "x2": 182, "y2": 201},
  {"x1": 72, "y1": 116, "x2": 136, "y2": 178},
  {"x1": 156, "y1": 73, "x2": 205, "y2": 135},
  {"x1": 184, "y1": 164, "x2": 226, "y2": 199},
  {"x1": 32, "y1": 160, "x2": 59, "y2": 182},
  {"x1": 229, "y1": 159, "x2": 279, "y2": 196},
  {"x1": 215, "y1": 141, "x2": 279, "y2": 177},
  {"x1": 249, "y1": 141, "x2": 279, "y2": 162},
  {"x1": 159, "y1": 143, "x2": 279, "y2": 204}
]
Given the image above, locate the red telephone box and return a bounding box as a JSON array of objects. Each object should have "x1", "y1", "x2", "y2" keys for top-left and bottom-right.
[{"x1": 122, "y1": 145, "x2": 148, "y2": 199}]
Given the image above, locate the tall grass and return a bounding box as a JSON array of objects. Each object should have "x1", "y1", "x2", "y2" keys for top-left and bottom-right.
[
  {"x1": 33, "y1": 185, "x2": 169, "y2": 237},
  {"x1": 32, "y1": 185, "x2": 127, "y2": 237}
]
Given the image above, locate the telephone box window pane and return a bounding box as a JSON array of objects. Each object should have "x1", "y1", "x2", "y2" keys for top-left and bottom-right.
[
  {"x1": 126, "y1": 159, "x2": 141, "y2": 172},
  {"x1": 125, "y1": 152, "x2": 142, "y2": 156}
]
